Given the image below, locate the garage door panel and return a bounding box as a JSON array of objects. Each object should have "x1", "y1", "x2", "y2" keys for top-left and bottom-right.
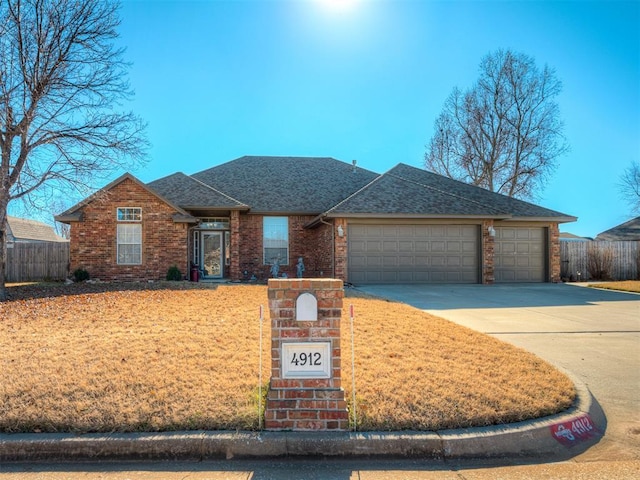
[
  {"x1": 415, "y1": 241, "x2": 429, "y2": 251},
  {"x1": 382, "y1": 226, "x2": 397, "y2": 237},
  {"x1": 495, "y1": 227, "x2": 545, "y2": 283},
  {"x1": 431, "y1": 241, "x2": 446, "y2": 252},
  {"x1": 383, "y1": 240, "x2": 398, "y2": 251},
  {"x1": 382, "y1": 256, "x2": 398, "y2": 267},
  {"x1": 431, "y1": 226, "x2": 446, "y2": 237},
  {"x1": 366, "y1": 240, "x2": 382, "y2": 253},
  {"x1": 348, "y1": 224, "x2": 479, "y2": 284},
  {"x1": 414, "y1": 255, "x2": 430, "y2": 266}
]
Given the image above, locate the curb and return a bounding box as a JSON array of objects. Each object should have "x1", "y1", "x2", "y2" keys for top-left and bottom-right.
[{"x1": 0, "y1": 376, "x2": 605, "y2": 462}]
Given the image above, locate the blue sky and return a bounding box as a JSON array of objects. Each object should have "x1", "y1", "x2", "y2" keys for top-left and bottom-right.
[{"x1": 114, "y1": 0, "x2": 639, "y2": 237}]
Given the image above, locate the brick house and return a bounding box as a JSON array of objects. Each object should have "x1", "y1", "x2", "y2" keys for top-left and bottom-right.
[{"x1": 55, "y1": 156, "x2": 576, "y2": 284}]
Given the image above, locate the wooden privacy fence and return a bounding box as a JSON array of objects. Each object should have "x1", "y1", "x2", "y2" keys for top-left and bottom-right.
[
  {"x1": 560, "y1": 240, "x2": 640, "y2": 281},
  {"x1": 6, "y1": 242, "x2": 70, "y2": 282}
]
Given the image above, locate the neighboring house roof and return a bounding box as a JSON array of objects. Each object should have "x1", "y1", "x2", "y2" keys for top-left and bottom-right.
[
  {"x1": 595, "y1": 216, "x2": 640, "y2": 241},
  {"x1": 191, "y1": 156, "x2": 379, "y2": 214},
  {"x1": 6, "y1": 216, "x2": 68, "y2": 243},
  {"x1": 560, "y1": 232, "x2": 592, "y2": 241}
]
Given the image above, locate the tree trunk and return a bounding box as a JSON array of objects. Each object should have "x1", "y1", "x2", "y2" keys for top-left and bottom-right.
[{"x1": 0, "y1": 221, "x2": 7, "y2": 302}]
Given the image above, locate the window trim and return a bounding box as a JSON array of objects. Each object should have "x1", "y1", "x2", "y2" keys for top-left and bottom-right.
[
  {"x1": 116, "y1": 207, "x2": 142, "y2": 265},
  {"x1": 263, "y1": 216, "x2": 289, "y2": 265},
  {"x1": 116, "y1": 207, "x2": 142, "y2": 222}
]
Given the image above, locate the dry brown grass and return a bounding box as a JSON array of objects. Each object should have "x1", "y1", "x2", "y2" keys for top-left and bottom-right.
[
  {"x1": 588, "y1": 280, "x2": 640, "y2": 294},
  {"x1": 0, "y1": 283, "x2": 575, "y2": 433}
]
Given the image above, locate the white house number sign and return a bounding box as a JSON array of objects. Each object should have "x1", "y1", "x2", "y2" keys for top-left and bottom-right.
[{"x1": 282, "y1": 342, "x2": 331, "y2": 379}]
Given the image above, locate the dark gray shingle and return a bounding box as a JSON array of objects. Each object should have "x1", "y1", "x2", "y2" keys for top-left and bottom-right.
[
  {"x1": 327, "y1": 163, "x2": 575, "y2": 219},
  {"x1": 147, "y1": 172, "x2": 247, "y2": 209},
  {"x1": 192, "y1": 156, "x2": 379, "y2": 214}
]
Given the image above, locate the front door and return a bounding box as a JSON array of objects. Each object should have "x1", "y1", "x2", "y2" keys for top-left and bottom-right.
[{"x1": 202, "y1": 232, "x2": 223, "y2": 278}]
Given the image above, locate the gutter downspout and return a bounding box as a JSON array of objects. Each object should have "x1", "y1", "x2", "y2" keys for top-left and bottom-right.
[{"x1": 319, "y1": 216, "x2": 335, "y2": 279}]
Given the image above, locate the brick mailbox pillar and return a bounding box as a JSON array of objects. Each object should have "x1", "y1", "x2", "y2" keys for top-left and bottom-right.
[{"x1": 265, "y1": 278, "x2": 349, "y2": 431}]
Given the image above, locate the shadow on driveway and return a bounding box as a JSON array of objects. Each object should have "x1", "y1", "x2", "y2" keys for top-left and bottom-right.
[{"x1": 352, "y1": 283, "x2": 640, "y2": 310}]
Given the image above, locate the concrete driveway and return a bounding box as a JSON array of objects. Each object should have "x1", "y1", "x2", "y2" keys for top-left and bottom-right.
[{"x1": 354, "y1": 283, "x2": 640, "y2": 462}]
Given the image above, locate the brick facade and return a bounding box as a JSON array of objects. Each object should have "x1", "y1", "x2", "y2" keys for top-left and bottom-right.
[
  {"x1": 66, "y1": 178, "x2": 563, "y2": 285},
  {"x1": 233, "y1": 214, "x2": 334, "y2": 282},
  {"x1": 265, "y1": 279, "x2": 349, "y2": 431},
  {"x1": 68, "y1": 178, "x2": 189, "y2": 281}
]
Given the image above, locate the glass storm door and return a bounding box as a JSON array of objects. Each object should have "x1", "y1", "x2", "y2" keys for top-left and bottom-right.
[{"x1": 202, "y1": 232, "x2": 223, "y2": 278}]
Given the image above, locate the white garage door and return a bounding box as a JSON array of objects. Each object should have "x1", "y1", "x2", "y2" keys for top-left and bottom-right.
[
  {"x1": 494, "y1": 227, "x2": 546, "y2": 282},
  {"x1": 348, "y1": 224, "x2": 479, "y2": 284}
]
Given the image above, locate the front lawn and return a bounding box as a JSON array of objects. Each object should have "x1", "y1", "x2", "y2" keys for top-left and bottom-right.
[
  {"x1": 588, "y1": 280, "x2": 640, "y2": 294},
  {"x1": 0, "y1": 283, "x2": 575, "y2": 433}
]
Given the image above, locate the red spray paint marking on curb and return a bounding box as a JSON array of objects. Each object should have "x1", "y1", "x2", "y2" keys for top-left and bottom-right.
[{"x1": 550, "y1": 414, "x2": 600, "y2": 446}]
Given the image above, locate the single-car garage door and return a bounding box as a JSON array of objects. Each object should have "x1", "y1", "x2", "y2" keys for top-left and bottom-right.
[
  {"x1": 348, "y1": 224, "x2": 479, "y2": 284},
  {"x1": 494, "y1": 227, "x2": 546, "y2": 282}
]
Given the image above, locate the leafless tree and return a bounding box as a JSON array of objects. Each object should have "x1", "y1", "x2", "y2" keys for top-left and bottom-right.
[
  {"x1": 0, "y1": 0, "x2": 147, "y2": 301},
  {"x1": 619, "y1": 161, "x2": 640, "y2": 214},
  {"x1": 425, "y1": 49, "x2": 568, "y2": 200}
]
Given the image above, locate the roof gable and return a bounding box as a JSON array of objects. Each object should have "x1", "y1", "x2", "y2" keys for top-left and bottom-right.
[
  {"x1": 147, "y1": 173, "x2": 248, "y2": 210},
  {"x1": 192, "y1": 156, "x2": 379, "y2": 214},
  {"x1": 55, "y1": 173, "x2": 195, "y2": 223}
]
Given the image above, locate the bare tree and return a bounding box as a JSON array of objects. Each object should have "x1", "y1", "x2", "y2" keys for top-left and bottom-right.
[
  {"x1": 425, "y1": 49, "x2": 568, "y2": 199},
  {"x1": 0, "y1": 0, "x2": 147, "y2": 301},
  {"x1": 619, "y1": 161, "x2": 640, "y2": 214}
]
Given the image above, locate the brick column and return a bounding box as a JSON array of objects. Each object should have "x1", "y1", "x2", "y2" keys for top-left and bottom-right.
[
  {"x1": 549, "y1": 223, "x2": 561, "y2": 283},
  {"x1": 334, "y1": 218, "x2": 348, "y2": 282},
  {"x1": 229, "y1": 210, "x2": 240, "y2": 280},
  {"x1": 482, "y1": 220, "x2": 495, "y2": 284},
  {"x1": 265, "y1": 279, "x2": 349, "y2": 431}
]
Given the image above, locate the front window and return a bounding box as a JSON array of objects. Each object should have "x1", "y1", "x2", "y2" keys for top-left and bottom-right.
[
  {"x1": 264, "y1": 216, "x2": 288, "y2": 265},
  {"x1": 117, "y1": 207, "x2": 142, "y2": 265}
]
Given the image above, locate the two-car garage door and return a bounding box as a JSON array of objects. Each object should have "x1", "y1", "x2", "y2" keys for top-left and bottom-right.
[
  {"x1": 348, "y1": 224, "x2": 479, "y2": 284},
  {"x1": 347, "y1": 223, "x2": 548, "y2": 284}
]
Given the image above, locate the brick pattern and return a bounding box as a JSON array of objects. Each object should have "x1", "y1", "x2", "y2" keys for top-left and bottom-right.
[
  {"x1": 482, "y1": 220, "x2": 495, "y2": 284},
  {"x1": 549, "y1": 223, "x2": 561, "y2": 283},
  {"x1": 69, "y1": 179, "x2": 188, "y2": 281},
  {"x1": 334, "y1": 218, "x2": 348, "y2": 282},
  {"x1": 234, "y1": 215, "x2": 334, "y2": 282},
  {"x1": 265, "y1": 279, "x2": 349, "y2": 431}
]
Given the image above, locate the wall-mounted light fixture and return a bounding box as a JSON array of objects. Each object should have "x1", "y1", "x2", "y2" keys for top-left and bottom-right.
[
  {"x1": 488, "y1": 226, "x2": 496, "y2": 237},
  {"x1": 337, "y1": 225, "x2": 344, "y2": 237}
]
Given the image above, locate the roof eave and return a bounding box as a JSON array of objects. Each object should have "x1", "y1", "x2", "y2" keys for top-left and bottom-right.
[
  {"x1": 172, "y1": 213, "x2": 199, "y2": 224},
  {"x1": 180, "y1": 205, "x2": 250, "y2": 212},
  {"x1": 323, "y1": 213, "x2": 512, "y2": 220},
  {"x1": 54, "y1": 213, "x2": 83, "y2": 223},
  {"x1": 504, "y1": 216, "x2": 578, "y2": 224}
]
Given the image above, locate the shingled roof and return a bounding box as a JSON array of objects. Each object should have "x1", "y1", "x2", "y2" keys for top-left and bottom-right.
[
  {"x1": 595, "y1": 216, "x2": 640, "y2": 241},
  {"x1": 57, "y1": 156, "x2": 576, "y2": 224},
  {"x1": 7, "y1": 216, "x2": 68, "y2": 243},
  {"x1": 321, "y1": 163, "x2": 576, "y2": 221},
  {"x1": 147, "y1": 173, "x2": 248, "y2": 210},
  {"x1": 191, "y1": 156, "x2": 379, "y2": 214}
]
